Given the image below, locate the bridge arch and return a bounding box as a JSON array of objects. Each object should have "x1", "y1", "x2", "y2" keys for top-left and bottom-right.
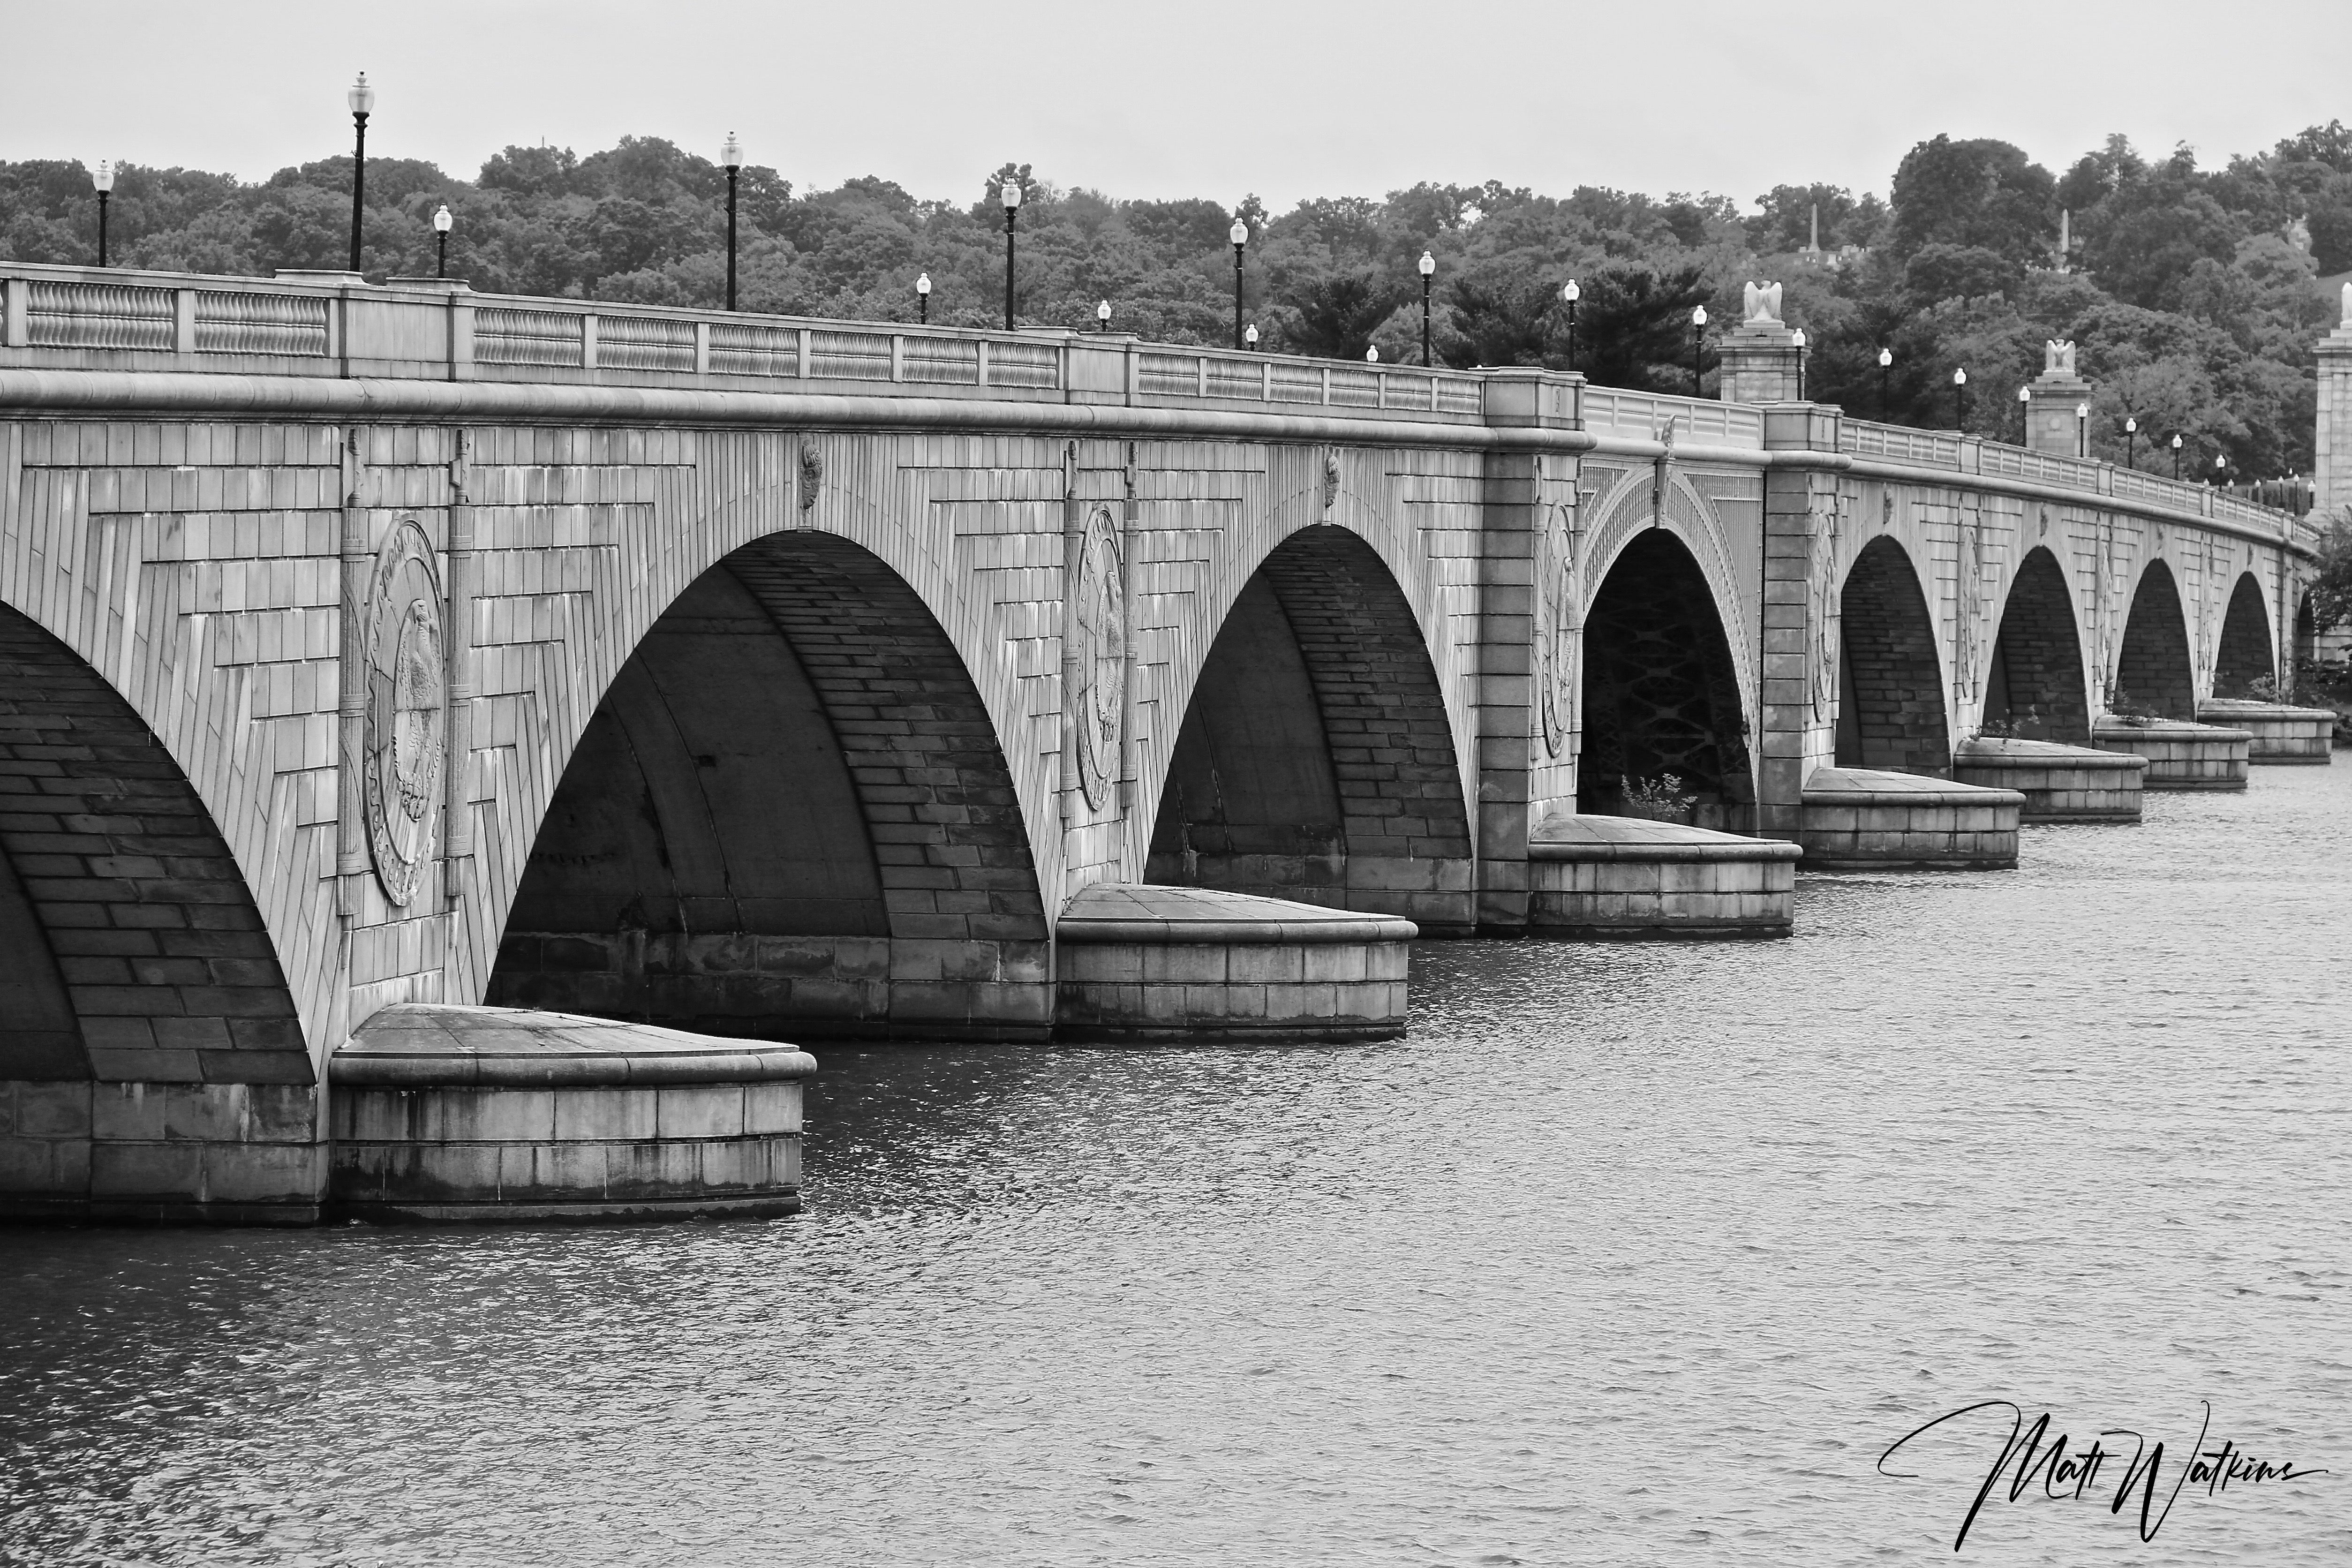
[
  {"x1": 0, "y1": 603, "x2": 305, "y2": 1087},
  {"x1": 2114, "y1": 558, "x2": 2196, "y2": 718},
  {"x1": 1576, "y1": 525, "x2": 1755, "y2": 828},
  {"x1": 486, "y1": 530, "x2": 1051, "y2": 1040},
  {"x1": 1834, "y1": 536, "x2": 1950, "y2": 775},
  {"x1": 1983, "y1": 546, "x2": 2091, "y2": 743},
  {"x1": 1143, "y1": 523, "x2": 1475, "y2": 933},
  {"x1": 2212, "y1": 572, "x2": 2275, "y2": 696}
]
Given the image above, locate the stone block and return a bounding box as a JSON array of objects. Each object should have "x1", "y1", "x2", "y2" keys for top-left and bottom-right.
[{"x1": 655, "y1": 1085, "x2": 746, "y2": 1141}]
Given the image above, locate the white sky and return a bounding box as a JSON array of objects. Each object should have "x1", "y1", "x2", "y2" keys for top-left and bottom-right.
[{"x1": 3, "y1": 0, "x2": 2343, "y2": 211}]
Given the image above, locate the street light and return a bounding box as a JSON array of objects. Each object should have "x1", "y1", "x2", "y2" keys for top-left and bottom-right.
[
  {"x1": 2214, "y1": 452, "x2": 2229, "y2": 488},
  {"x1": 1952, "y1": 365, "x2": 1968, "y2": 430},
  {"x1": 2075, "y1": 400, "x2": 2088, "y2": 458},
  {"x1": 1418, "y1": 250, "x2": 1437, "y2": 366},
  {"x1": 2125, "y1": 415, "x2": 2137, "y2": 471},
  {"x1": 1244, "y1": 323, "x2": 1259, "y2": 351},
  {"x1": 915, "y1": 271, "x2": 930, "y2": 325},
  {"x1": 1877, "y1": 345, "x2": 1892, "y2": 416},
  {"x1": 1561, "y1": 278, "x2": 1580, "y2": 372},
  {"x1": 1230, "y1": 216, "x2": 1249, "y2": 351},
  {"x1": 1791, "y1": 327, "x2": 1808, "y2": 400},
  {"x1": 346, "y1": 72, "x2": 374, "y2": 273},
  {"x1": 1691, "y1": 304, "x2": 1707, "y2": 397},
  {"x1": 1097, "y1": 299, "x2": 1111, "y2": 333},
  {"x1": 432, "y1": 203, "x2": 452, "y2": 279},
  {"x1": 719, "y1": 132, "x2": 744, "y2": 310},
  {"x1": 2016, "y1": 384, "x2": 2030, "y2": 445},
  {"x1": 2171, "y1": 431, "x2": 2182, "y2": 480},
  {"x1": 1366, "y1": 345, "x2": 1380, "y2": 363},
  {"x1": 1001, "y1": 179, "x2": 1022, "y2": 332},
  {"x1": 92, "y1": 159, "x2": 113, "y2": 268}
]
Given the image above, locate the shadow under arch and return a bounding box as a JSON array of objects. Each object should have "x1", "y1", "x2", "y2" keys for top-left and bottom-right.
[
  {"x1": 0, "y1": 602, "x2": 306, "y2": 1086},
  {"x1": 2213, "y1": 572, "x2": 2275, "y2": 696},
  {"x1": 2294, "y1": 593, "x2": 2317, "y2": 664},
  {"x1": 1578, "y1": 528, "x2": 1755, "y2": 828},
  {"x1": 1144, "y1": 524, "x2": 1474, "y2": 934},
  {"x1": 1834, "y1": 535, "x2": 1951, "y2": 775},
  {"x1": 1983, "y1": 546, "x2": 2091, "y2": 743},
  {"x1": 487, "y1": 531, "x2": 1051, "y2": 1041},
  {"x1": 2115, "y1": 559, "x2": 2196, "y2": 718}
]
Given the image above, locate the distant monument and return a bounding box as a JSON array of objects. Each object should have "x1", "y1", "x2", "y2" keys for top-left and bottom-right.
[{"x1": 2024, "y1": 339, "x2": 2092, "y2": 455}]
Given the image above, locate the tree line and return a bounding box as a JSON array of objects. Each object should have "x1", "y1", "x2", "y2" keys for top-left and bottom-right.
[{"x1": 3, "y1": 124, "x2": 2348, "y2": 478}]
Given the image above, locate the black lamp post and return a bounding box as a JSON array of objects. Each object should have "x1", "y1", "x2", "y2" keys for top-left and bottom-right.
[
  {"x1": 2214, "y1": 452, "x2": 2229, "y2": 488},
  {"x1": 1791, "y1": 327, "x2": 1808, "y2": 400},
  {"x1": 719, "y1": 133, "x2": 743, "y2": 310},
  {"x1": 915, "y1": 272, "x2": 930, "y2": 325},
  {"x1": 1877, "y1": 346, "x2": 1893, "y2": 416},
  {"x1": 2171, "y1": 432, "x2": 2182, "y2": 480},
  {"x1": 2016, "y1": 384, "x2": 2030, "y2": 445},
  {"x1": 2124, "y1": 415, "x2": 2137, "y2": 471},
  {"x1": 1561, "y1": 278, "x2": 1580, "y2": 372},
  {"x1": 432, "y1": 204, "x2": 452, "y2": 279},
  {"x1": 2075, "y1": 400, "x2": 2088, "y2": 458},
  {"x1": 1230, "y1": 217, "x2": 1249, "y2": 351},
  {"x1": 1418, "y1": 250, "x2": 1436, "y2": 365},
  {"x1": 92, "y1": 160, "x2": 113, "y2": 267},
  {"x1": 1097, "y1": 299, "x2": 1111, "y2": 333},
  {"x1": 1001, "y1": 180, "x2": 1022, "y2": 332},
  {"x1": 1952, "y1": 366, "x2": 1968, "y2": 430},
  {"x1": 346, "y1": 72, "x2": 374, "y2": 273},
  {"x1": 1691, "y1": 305, "x2": 1707, "y2": 397}
]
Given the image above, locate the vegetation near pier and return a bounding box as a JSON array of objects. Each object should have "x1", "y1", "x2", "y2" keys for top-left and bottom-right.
[{"x1": 3, "y1": 125, "x2": 2347, "y2": 476}]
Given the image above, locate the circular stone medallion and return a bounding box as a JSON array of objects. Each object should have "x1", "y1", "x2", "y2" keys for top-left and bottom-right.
[
  {"x1": 1072, "y1": 505, "x2": 1127, "y2": 812},
  {"x1": 362, "y1": 518, "x2": 446, "y2": 905}
]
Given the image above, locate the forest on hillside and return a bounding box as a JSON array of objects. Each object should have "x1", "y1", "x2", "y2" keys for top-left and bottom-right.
[{"x1": 3, "y1": 125, "x2": 2348, "y2": 477}]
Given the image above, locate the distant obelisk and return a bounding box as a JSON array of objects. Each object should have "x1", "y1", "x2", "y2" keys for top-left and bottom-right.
[{"x1": 2057, "y1": 208, "x2": 2071, "y2": 272}]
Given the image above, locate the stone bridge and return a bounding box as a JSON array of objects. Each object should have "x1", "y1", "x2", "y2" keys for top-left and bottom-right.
[{"x1": 0, "y1": 263, "x2": 2330, "y2": 1221}]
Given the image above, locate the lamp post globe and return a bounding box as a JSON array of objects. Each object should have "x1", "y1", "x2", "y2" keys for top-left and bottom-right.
[
  {"x1": 2016, "y1": 384, "x2": 2030, "y2": 444},
  {"x1": 2171, "y1": 431, "x2": 2183, "y2": 479},
  {"x1": 346, "y1": 72, "x2": 375, "y2": 273},
  {"x1": 1561, "y1": 278, "x2": 1581, "y2": 372},
  {"x1": 719, "y1": 132, "x2": 745, "y2": 310},
  {"x1": 1952, "y1": 365, "x2": 1968, "y2": 430},
  {"x1": 1690, "y1": 304, "x2": 1707, "y2": 397},
  {"x1": 1791, "y1": 327, "x2": 1808, "y2": 400},
  {"x1": 1244, "y1": 323, "x2": 1259, "y2": 351},
  {"x1": 1097, "y1": 299, "x2": 1111, "y2": 333},
  {"x1": 1366, "y1": 346, "x2": 1379, "y2": 363},
  {"x1": 1230, "y1": 216, "x2": 1249, "y2": 350},
  {"x1": 915, "y1": 271, "x2": 930, "y2": 325},
  {"x1": 1417, "y1": 250, "x2": 1436, "y2": 365},
  {"x1": 91, "y1": 158, "x2": 114, "y2": 267},
  {"x1": 1000, "y1": 179, "x2": 1022, "y2": 332},
  {"x1": 431, "y1": 202, "x2": 452, "y2": 279},
  {"x1": 2074, "y1": 400, "x2": 2089, "y2": 458},
  {"x1": 1877, "y1": 344, "x2": 1892, "y2": 416},
  {"x1": 2125, "y1": 415, "x2": 2137, "y2": 471}
]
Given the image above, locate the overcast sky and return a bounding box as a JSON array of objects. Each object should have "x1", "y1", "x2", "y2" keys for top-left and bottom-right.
[{"x1": 3, "y1": 0, "x2": 2343, "y2": 211}]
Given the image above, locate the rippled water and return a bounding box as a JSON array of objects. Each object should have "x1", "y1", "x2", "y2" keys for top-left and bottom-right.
[{"x1": 4, "y1": 768, "x2": 2348, "y2": 1566}]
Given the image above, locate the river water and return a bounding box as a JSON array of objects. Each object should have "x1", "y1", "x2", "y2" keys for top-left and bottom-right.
[{"x1": 3, "y1": 767, "x2": 2347, "y2": 1566}]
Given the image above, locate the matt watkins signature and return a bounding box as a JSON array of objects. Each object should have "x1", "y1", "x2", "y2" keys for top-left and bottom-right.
[{"x1": 1877, "y1": 1400, "x2": 2325, "y2": 1551}]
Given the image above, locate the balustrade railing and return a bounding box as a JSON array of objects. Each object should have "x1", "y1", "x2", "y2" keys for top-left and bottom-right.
[{"x1": 0, "y1": 260, "x2": 2319, "y2": 544}]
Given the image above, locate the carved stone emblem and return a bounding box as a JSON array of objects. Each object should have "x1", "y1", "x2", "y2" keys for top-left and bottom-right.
[
  {"x1": 2044, "y1": 339, "x2": 2078, "y2": 376},
  {"x1": 1741, "y1": 280, "x2": 1783, "y2": 324},
  {"x1": 362, "y1": 518, "x2": 445, "y2": 906},
  {"x1": 1322, "y1": 452, "x2": 1341, "y2": 511},
  {"x1": 799, "y1": 440, "x2": 822, "y2": 510},
  {"x1": 1070, "y1": 505, "x2": 1126, "y2": 811}
]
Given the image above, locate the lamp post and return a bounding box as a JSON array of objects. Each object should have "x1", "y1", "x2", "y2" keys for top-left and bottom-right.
[
  {"x1": 1877, "y1": 345, "x2": 1892, "y2": 416},
  {"x1": 92, "y1": 159, "x2": 113, "y2": 267},
  {"x1": 1952, "y1": 366, "x2": 1968, "y2": 430},
  {"x1": 2171, "y1": 431, "x2": 2182, "y2": 480},
  {"x1": 1561, "y1": 278, "x2": 1580, "y2": 372},
  {"x1": 2125, "y1": 415, "x2": 2137, "y2": 471},
  {"x1": 1691, "y1": 304, "x2": 1707, "y2": 397},
  {"x1": 1001, "y1": 180, "x2": 1022, "y2": 332},
  {"x1": 1244, "y1": 323, "x2": 1259, "y2": 352},
  {"x1": 1097, "y1": 299, "x2": 1111, "y2": 333},
  {"x1": 915, "y1": 272, "x2": 930, "y2": 325},
  {"x1": 432, "y1": 204, "x2": 452, "y2": 279},
  {"x1": 2075, "y1": 400, "x2": 2088, "y2": 458},
  {"x1": 1791, "y1": 327, "x2": 1807, "y2": 400},
  {"x1": 1230, "y1": 217, "x2": 1249, "y2": 351},
  {"x1": 2016, "y1": 384, "x2": 2030, "y2": 445},
  {"x1": 2214, "y1": 452, "x2": 2229, "y2": 488},
  {"x1": 346, "y1": 72, "x2": 374, "y2": 273},
  {"x1": 719, "y1": 132, "x2": 744, "y2": 310},
  {"x1": 1418, "y1": 250, "x2": 1436, "y2": 366}
]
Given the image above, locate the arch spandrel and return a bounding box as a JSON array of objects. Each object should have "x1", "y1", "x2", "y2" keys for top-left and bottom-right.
[{"x1": 1576, "y1": 465, "x2": 1761, "y2": 722}]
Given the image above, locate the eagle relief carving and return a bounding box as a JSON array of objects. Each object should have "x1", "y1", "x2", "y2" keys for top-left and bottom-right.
[
  {"x1": 2043, "y1": 339, "x2": 2078, "y2": 377},
  {"x1": 1741, "y1": 280, "x2": 1783, "y2": 324}
]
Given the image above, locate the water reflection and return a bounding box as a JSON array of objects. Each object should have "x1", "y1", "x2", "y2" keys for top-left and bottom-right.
[{"x1": 3, "y1": 768, "x2": 2346, "y2": 1565}]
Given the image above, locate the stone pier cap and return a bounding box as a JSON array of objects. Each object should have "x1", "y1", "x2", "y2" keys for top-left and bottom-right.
[
  {"x1": 1054, "y1": 883, "x2": 1419, "y2": 945},
  {"x1": 1952, "y1": 736, "x2": 2149, "y2": 771},
  {"x1": 332, "y1": 1004, "x2": 819, "y2": 1087},
  {"x1": 1528, "y1": 814, "x2": 1806, "y2": 863}
]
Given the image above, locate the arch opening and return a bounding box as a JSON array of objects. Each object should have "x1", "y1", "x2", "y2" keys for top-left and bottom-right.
[
  {"x1": 2113, "y1": 560, "x2": 2196, "y2": 719},
  {"x1": 1983, "y1": 546, "x2": 2091, "y2": 744},
  {"x1": 1576, "y1": 529, "x2": 1755, "y2": 828},
  {"x1": 1145, "y1": 525, "x2": 1474, "y2": 934},
  {"x1": 2212, "y1": 573, "x2": 2275, "y2": 696},
  {"x1": 0, "y1": 603, "x2": 305, "y2": 1087},
  {"x1": 1834, "y1": 536, "x2": 1951, "y2": 775},
  {"x1": 487, "y1": 532, "x2": 1050, "y2": 1041}
]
